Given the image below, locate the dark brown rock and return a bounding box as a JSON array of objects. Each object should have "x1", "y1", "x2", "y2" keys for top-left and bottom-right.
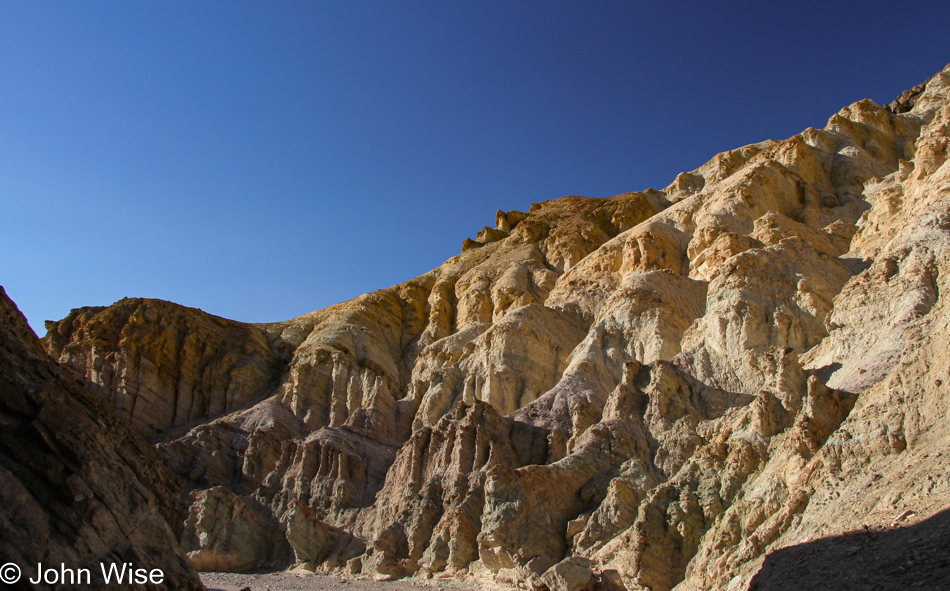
[{"x1": 0, "y1": 286, "x2": 203, "y2": 590}]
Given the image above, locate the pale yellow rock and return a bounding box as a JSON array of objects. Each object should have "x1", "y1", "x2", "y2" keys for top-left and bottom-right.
[
  {"x1": 39, "y1": 63, "x2": 950, "y2": 591},
  {"x1": 410, "y1": 303, "x2": 588, "y2": 427},
  {"x1": 43, "y1": 298, "x2": 282, "y2": 438}
]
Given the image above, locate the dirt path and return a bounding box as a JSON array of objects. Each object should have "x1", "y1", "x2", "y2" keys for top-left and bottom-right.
[{"x1": 201, "y1": 572, "x2": 481, "y2": 591}]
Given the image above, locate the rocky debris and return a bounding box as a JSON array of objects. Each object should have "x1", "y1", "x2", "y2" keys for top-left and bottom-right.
[
  {"x1": 0, "y1": 287, "x2": 203, "y2": 590},
  {"x1": 540, "y1": 557, "x2": 594, "y2": 591},
  {"x1": 39, "y1": 63, "x2": 950, "y2": 589}
]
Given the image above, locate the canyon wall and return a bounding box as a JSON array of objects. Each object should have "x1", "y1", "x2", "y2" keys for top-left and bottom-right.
[
  {"x1": 41, "y1": 63, "x2": 950, "y2": 590},
  {"x1": 0, "y1": 287, "x2": 204, "y2": 590}
]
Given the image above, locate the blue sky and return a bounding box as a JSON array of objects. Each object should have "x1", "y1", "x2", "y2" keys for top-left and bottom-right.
[{"x1": 1, "y1": 1, "x2": 948, "y2": 333}]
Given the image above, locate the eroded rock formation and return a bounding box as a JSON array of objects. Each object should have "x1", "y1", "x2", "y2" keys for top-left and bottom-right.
[
  {"x1": 44, "y1": 298, "x2": 287, "y2": 439},
  {"x1": 0, "y1": 287, "x2": 204, "y2": 590},
  {"x1": 40, "y1": 63, "x2": 950, "y2": 590}
]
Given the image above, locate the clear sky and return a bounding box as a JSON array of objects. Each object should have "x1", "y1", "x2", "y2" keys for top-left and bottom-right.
[{"x1": 1, "y1": 1, "x2": 948, "y2": 333}]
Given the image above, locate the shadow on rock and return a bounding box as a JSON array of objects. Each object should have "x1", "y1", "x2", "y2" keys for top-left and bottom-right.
[{"x1": 750, "y1": 507, "x2": 950, "y2": 591}]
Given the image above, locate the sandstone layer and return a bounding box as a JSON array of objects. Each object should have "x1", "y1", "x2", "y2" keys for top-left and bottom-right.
[
  {"x1": 0, "y1": 287, "x2": 204, "y2": 590},
  {"x1": 41, "y1": 63, "x2": 950, "y2": 590}
]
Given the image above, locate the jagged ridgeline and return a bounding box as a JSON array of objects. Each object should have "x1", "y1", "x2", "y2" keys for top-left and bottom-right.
[{"x1": 35, "y1": 64, "x2": 950, "y2": 590}]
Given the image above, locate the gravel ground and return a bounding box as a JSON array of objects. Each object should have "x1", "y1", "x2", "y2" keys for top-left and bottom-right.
[{"x1": 201, "y1": 571, "x2": 481, "y2": 591}]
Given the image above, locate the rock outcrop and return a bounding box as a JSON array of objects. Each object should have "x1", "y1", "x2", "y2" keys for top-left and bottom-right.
[
  {"x1": 39, "y1": 63, "x2": 950, "y2": 590},
  {"x1": 181, "y1": 486, "x2": 291, "y2": 572},
  {"x1": 45, "y1": 298, "x2": 287, "y2": 439},
  {"x1": 0, "y1": 287, "x2": 204, "y2": 590}
]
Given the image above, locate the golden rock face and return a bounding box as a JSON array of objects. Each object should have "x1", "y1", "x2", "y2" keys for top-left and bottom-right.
[
  {"x1": 43, "y1": 297, "x2": 283, "y2": 439},
  {"x1": 39, "y1": 63, "x2": 950, "y2": 590}
]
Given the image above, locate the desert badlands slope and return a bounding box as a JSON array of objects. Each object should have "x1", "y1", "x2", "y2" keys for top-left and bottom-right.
[{"x1": 3, "y1": 63, "x2": 950, "y2": 590}]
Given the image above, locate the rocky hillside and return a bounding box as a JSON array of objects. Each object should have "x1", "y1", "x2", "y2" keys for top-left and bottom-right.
[
  {"x1": 42, "y1": 63, "x2": 950, "y2": 590},
  {"x1": 0, "y1": 287, "x2": 204, "y2": 590}
]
